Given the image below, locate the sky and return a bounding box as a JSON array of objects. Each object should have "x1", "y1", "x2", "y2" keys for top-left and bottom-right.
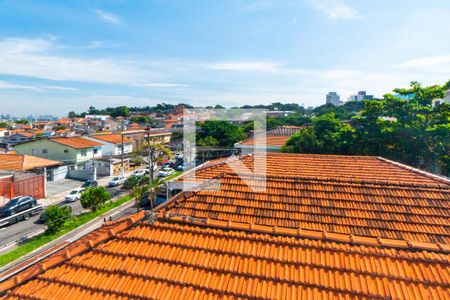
[{"x1": 0, "y1": 0, "x2": 449, "y2": 116}]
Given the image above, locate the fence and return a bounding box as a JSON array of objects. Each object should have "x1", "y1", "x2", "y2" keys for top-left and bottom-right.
[{"x1": 0, "y1": 175, "x2": 45, "y2": 206}]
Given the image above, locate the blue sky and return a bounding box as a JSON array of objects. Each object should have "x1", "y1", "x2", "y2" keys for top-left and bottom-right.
[{"x1": 0, "y1": 0, "x2": 449, "y2": 116}]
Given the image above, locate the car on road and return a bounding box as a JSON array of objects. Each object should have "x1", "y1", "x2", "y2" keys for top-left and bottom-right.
[
  {"x1": 143, "y1": 164, "x2": 158, "y2": 174},
  {"x1": 81, "y1": 180, "x2": 98, "y2": 188},
  {"x1": 175, "y1": 153, "x2": 183, "y2": 160},
  {"x1": 65, "y1": 188, "x2": 85, "y2": 202},
  {"x1": 0, "y1": 196, "x2": 37, "y2": 218},
  {"x1": 131, "y1": 169, "x2": 146, "y2": 177},
  {"x1": 108, "y1": 176, "x2": 126, "y2": 187},
  {"x1": 158, "y1": 167, "x2": 174, "y2": 177}
]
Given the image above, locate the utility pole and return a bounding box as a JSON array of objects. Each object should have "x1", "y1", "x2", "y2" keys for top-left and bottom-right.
[
  {"x1": 147, "y1": 125, "x2": 154, "y2": 209},
  {"x1": 121, "y1": 121, "x2": 124, "y2": 176}
]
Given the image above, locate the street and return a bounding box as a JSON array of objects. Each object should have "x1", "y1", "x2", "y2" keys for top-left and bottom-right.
[{"x1": 0, "y1": 180, "x2": 130, "y2": 250}]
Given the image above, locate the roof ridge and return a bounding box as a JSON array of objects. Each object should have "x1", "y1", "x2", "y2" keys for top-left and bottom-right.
[
  {"x1": 161, "y1": 213, "x2": 450, "y2": 255},
  {"x1": 377, "y1": 156, "x2": 450, "y2": 185},
  {"x1": 218, "y1": 172, "x2": 450, "y2": 189}
]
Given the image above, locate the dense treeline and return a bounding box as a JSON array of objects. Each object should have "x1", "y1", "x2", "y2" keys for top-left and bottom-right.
[{"x1": 282, "y1": 81, "x2": 450, "y2": 176}]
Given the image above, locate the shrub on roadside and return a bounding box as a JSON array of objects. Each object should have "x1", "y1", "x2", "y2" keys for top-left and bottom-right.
[
  {"x1": 80, "y1": 186, "x2": 111, "y2": 212},
  {"x1": 43, "y1": 205, "x2": 72, "y2": 234}
]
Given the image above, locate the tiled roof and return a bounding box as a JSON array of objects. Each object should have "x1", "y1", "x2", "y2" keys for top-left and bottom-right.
[
  {"x1": 187, "y1": 153, "x2": 449, "y2": 186},
  {"x1": 3, "y1": 213, "x2": 450, "y2": 299},
  {"x1": 237, "y1": 126, "x2": 302, "y2": 147},
  {"x1": 238, "y1": 135, "x2": 291, "y2": 146},
  {"x1": 0, "y1": 154, "x2": 62, "y2": 171},
  {"x1": 2, "y1": 153, "x2": 450, "y2": 299},
  {"x1": 165, "y1": 173, "x2": 450, "y2": 244},
  {"x1": 89, "y1": 134, "x2": 132, "y2": 144},
  {"x1": 50, "y1": 137, "x2": 103, "y2": 149}
]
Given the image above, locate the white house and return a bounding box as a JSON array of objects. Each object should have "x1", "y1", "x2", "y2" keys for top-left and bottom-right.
[{"x1": 86, "y1": 134, "x2": 133, "y2": 157}]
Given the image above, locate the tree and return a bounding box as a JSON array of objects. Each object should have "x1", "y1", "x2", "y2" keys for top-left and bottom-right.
[
  {"x1": 15, "y1": 119, "x2": 29, "y2": 124},
  {"x1": 130, "y1": 116, "x2": 152, "y2": 124},
  {"x1": 68, "y1": 111, "x2": 77, "y2": 118},
  {"x1": 198, "y1": 121, "x2": 246, "y2": 148},
  {"x1": 282, "y1": 113, "x2": 350, "y2": 154},
  {"x1": 80, "y1": 187, "x2": 111, "y2": 212},
  {"x1": 43, "y1": 205, "x2": 72, "y2": 234},
  {"x1": 111, "y1": 106, "x2": 130, "y2": 118},
  {"x1": 132, "y1": 139, "x2": 172, "y2": 207}
]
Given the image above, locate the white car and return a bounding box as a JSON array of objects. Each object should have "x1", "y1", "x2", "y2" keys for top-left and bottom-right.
[
  {"x1": 65, "y1": 188, "x2": 84, "y2": 202},
  {"x1": 158, "y1": 167, "x2": 174, "y2": 177},
  {"x1": 108, "y1": 176, "x2": 126, "y2": 187},
  {"x1": 131, "y1": 169, "x2": 146, "y2": 177}
]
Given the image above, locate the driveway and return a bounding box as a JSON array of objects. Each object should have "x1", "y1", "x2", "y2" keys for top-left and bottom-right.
[{"x1": 46, "y1": 179, "x2": 84, "y2": 197}]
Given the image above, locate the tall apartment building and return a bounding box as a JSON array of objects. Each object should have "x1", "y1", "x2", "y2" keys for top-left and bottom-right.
[
  {"x1": 348, "y1": 90, "x2": 374, "y2": 101},
  {"x1": 325, "y1": 92, "x2": 342, "y2": 106}
]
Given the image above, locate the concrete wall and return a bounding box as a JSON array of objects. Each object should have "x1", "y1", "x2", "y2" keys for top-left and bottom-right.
[{"x1": 68, "y1": 169, "x2": 95, "y2": 181}]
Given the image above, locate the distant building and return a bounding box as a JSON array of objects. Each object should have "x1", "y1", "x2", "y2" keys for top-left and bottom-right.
[
  {"x1": 348, "y1": 91, "x2": 374, "y2": 101},
  {"x1": 326, "y1": 92, "x2": 342, "y2": 106},
  {"x1": 444, "y1": 89, "x2": 450, "y2": 103}
]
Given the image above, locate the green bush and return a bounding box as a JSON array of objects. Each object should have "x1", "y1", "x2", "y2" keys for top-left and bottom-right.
[
  {"x1": 124, "y1": 175, "x2": 149, "y2": 189},
  {"x1": 80, "y1": 186, "x2": 111, "y2": 212},
  {"x1": 43, "y1": 205, "x2": 72, "y2": 234}
]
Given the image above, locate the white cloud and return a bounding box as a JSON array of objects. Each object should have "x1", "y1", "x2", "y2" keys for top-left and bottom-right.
[
  {"x1": 400, "y1": 55, "x2": 450, "y2": 68},
  {"x1": 93, "y1": 9, "x2": 122, "y2": 26},
  {"x1": 307, "y1": 0, "x2": 362, "y2": 19},
  {"x1": 135, "y1": 83, "x2": 189, "y2": 88},
  {"x1": 208, "y1": 61, "x2": 281, "y2": 71},
  {"x1": 0, "y1": 37, "x2": 155, "y2": 84},
  {"x1": 0, "y1": 80, "x2": 79, "y2": 92}
]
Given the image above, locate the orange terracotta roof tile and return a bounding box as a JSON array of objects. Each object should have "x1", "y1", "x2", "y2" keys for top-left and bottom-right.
[
  {"x1": 2, "y1": 217, "x2": 450, "y2": 299},
  {"x1": 50, "y1": 137, "x2": 103, "y2": 149},
  {"x1": 168, "y1": 173, "x2": 450, "y2": 244},
  {"x1": 2, "y1": 153, "x2": 450, "y2": 299},
  {"x1": 182, "y1": 153, "x2": 449, "y2": 186},
  {"x1": 89, "y1": 134, "x2": 132, "y2": 144},
  {"x1": 0, "y1": 154, "x2": 61, "y2": 171},
  {"x1": 238, "y1": 135, "x2": 291, "y2": 146}
]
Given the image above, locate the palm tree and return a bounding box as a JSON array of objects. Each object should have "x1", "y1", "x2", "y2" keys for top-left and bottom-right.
[{"x1": 131, "y1": 136, "x2": 172, "y2": 208}]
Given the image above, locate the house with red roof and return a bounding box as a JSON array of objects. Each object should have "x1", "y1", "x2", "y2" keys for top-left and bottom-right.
[
  {"x1": 1, "y1": 153, "x2": 449, "y2": 298},
  {"x1": 235, "y1": 125, "x2": 303, "y2": 154}
]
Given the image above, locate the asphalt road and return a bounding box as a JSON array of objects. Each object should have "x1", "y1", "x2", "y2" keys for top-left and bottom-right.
[{"x1": 0, "y1": 185, "x2": 128, "y2": 249}]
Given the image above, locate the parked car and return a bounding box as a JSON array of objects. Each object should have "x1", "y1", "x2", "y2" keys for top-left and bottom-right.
[
  {"x1": 131, "y1": 169, "x2": 146, "y2": 177},
  {"x1": 175, "y1": 153, "x2": 183, "y2": 160},
  {"x1": 0, "y1": 196, "x2": 37, "y2": 218},
  {"x1": 81, "y1": 180, "x2": 98, "y2": 188},
  {"x1": 65, "y1": 188, "x2": 85, "y2": 203},
  {"x1": 144, "y1": 164, "x2": 158, "y2": 173},
  {"x1": 108, "y1": 176, "x2": 126, "y2": 187},
  {"x1": 162, "y1": 161, "x2": 176, "y2": 169},
  {"x1": 158, "y1": 167, "x2": 174, "y2": 177}
]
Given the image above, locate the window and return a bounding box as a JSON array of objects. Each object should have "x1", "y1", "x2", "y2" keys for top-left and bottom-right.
[
  {"x1": 42, "y1": 149, "x2": 48, "y2": 155},
  {"x1": 81, "y1": 150, "x2": 87, "y2": 157},
  {"x1": 31, "y1": 149, "x2": 38, "y2": 155},
  {"x1": 64, "y1": 149, "x2": 69, "y2": 153},
  {"x1": 94, "y1": 149, "x2": 98, "y2": 155}
]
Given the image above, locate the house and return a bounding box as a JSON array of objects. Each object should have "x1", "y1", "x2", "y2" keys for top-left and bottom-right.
[
  {"x1": 235, "y1": 125, "x2": 303, "y2": 154},
  {"x1": 122, "y1": 128, "x2": 172, "y2": 149},
  {"x1": 0, "y1": 153, "x2": 64, "y2": 183},
  {"x1": 0, "y1": 154, "x2": 61, "y2": 172},
  {"x1": 14, "y1": 137, "x2": 103, "y2": 165},
  {"x1": 0, "y1": 128, "x2": 8, "y2": 138},
  {"x1": 0, "y1": 132, "x2": 35, "y2": 149},
  {"x1": 2, "y1": 153, "x2": 449, "y2": 298},
  {"x1": 85, "y1": 134, "x2": 133, "y2": 157}
]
